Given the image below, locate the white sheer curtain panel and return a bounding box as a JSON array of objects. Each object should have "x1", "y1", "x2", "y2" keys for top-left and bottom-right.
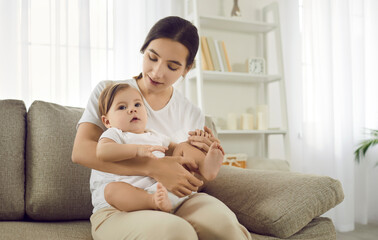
[
  {"x1": 0, "y1": 0, "x2": 23, "y2": 101},
  {"x1": 0, "y1": 0, "x2": 183, "y2": 108},
  {"x1": 286, "y1": 0, "x2": 378, "y2": 232}
]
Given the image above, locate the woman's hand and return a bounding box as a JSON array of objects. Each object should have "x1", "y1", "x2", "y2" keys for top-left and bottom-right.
[
  {"x1": 148, "y1": 156, "x2": 203, "y2": 197},
  {"x1": 188, "y1": 126, "x2": 222, "y2": 154}
]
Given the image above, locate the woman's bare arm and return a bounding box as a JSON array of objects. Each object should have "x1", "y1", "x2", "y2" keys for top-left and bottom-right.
[{"x1": 72, "y1": 122, "x2": 203, "y2": 196}]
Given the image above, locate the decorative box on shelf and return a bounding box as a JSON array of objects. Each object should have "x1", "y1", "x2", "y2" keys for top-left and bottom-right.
[{"x1": 223, "y1": 153, "x2": 247, "y2": 169}]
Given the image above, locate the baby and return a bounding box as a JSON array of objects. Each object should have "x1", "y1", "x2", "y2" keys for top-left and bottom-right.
[{"x1": 90, "y1": 82, "x2": 224, "y2": 213}]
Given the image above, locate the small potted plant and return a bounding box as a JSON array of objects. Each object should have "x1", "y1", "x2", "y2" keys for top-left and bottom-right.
[{"x1": 354, "y1": 129, "x2": 378, "y2": 166}]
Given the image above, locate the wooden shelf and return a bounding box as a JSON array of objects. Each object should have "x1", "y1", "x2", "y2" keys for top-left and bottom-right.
[
  {"x1": 200, "y1": 15, "x2": 277, "y2": 33},
  {"x1": 187, "y1": 70, "x2": 281, "y2": 84},
  {"x1": 217, "y1": 129, "x2": 287, "y2": 135}
]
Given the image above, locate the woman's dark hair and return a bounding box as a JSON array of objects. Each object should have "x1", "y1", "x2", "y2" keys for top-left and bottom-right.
[{"x1": 134, "y1": 16, "x2": 199, "y2": 80}]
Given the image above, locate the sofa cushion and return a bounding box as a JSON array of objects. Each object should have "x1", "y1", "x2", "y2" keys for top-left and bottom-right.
[
  {"x1": 203, "y1": 166, "x2": 344, "y2": 238},
  {"x1": 0, "y1": 220, "x2": 91, "y2": 240},
  {"x1": 250, "y1": 217, "x2": 336, "y2": 240},
  {"x1": 0, "y1": 99, "x2": 26, "y2": 220},
  {"x1": 25, "y1": 101, "x2": 92, "y2": 220}
]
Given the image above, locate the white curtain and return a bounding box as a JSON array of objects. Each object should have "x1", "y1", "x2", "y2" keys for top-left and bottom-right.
[
  {"x1": 282, "y1": 0, "x2": 378, "y2": 232},
  {"x1": 0, "y1": 0, "x2": 183, "y2": 108}
]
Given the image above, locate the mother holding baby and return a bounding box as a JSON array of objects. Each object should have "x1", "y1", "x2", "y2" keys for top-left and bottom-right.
[{"x1": 72, "y1": 16, "x2": 251, "y2": 240}]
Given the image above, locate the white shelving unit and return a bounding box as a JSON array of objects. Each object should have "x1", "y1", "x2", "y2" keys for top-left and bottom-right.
[
  {"x1": 187, "y1": 70, "x2": 282, "y2": 84},
  {"x1": 199, "y1": 15, "x2": 277, "y2": 33},
  {"x1": 184, "y1": 0, "x2": 290, "y2": 168}
]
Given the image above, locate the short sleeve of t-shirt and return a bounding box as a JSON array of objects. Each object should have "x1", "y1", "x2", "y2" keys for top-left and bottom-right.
[{"x1": 99, "y1": 128, "x2": 124, "y2": 144}]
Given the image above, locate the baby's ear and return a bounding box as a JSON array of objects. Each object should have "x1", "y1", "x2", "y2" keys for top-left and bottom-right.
[{"x1": 101, "y1": 115, "x2": 111, "y2": 128}]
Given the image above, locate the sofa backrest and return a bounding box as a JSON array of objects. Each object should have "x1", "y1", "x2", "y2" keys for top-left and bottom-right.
[
  {"x1": 0, "y1": 99, "x2": 218, "y2": 221},
  {"x1": 0, "y1": 100, "x2": 26, "y2": 220},
  {"x1": 25, "y1": 100, "x2": 92, "y2": 221}
]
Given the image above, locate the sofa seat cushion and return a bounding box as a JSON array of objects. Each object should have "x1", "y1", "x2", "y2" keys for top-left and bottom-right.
[
  {"x1": 250, "y1": 217, "x2": 335, "y2": 240},
  {"x1": 0, "y1": 100, "x2": 26, "y2": 220},
  {"x1": 0, "y1": 221, "x2": 91, "y2": 240},
  {"x1": 25, "y1": 101, "x2": 92, "y2": 220},
  {"x1": 204, "y1": 166, "x2": 344, "y2": 238}
]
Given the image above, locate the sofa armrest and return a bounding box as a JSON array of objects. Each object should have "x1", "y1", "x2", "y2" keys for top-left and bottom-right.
[{"x1": 203, "y1": 166, "x2": 344, "y2": 238}]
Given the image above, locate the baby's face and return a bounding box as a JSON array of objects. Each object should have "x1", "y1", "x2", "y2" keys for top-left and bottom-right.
[{"x1": 105, "y1": 87, "x2": 148, "y2": 133}]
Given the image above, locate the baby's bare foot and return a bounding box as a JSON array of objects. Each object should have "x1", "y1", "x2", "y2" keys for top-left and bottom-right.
[
  {"x1": 200, "y1": 142, "x2": 224, "y2": 181},
  {"x1": 153, "y1": 183, "x2": 172, "y2": 213}
]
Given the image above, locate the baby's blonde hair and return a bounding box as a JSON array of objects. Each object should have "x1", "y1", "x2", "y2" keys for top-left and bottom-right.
[{"x1": 98, "y1": 82, "x2": 134, "y2": 116}]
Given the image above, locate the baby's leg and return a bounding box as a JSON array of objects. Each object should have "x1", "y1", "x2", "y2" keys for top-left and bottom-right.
[
  {"x1": 153, "y1": 183, "x2": 173, "y2": 212},
  {"x1": 174, "y1": 142, "x2": 224, "y2": 181},
  {"x1": 104, "y1": 181, "x2": 172, "y2": 212},
  {"x1": 199, "y1": 142, "x2": 224, "y2": 181}
]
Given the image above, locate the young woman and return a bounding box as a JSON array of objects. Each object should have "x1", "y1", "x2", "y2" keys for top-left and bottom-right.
[{"x1": 72, "y1": 16, "x2": 251, "y2": 240}]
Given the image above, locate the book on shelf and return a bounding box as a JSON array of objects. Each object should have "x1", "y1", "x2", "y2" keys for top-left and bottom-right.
[
  {"x1": 216, "y1": 40, "x2": 233, "y2": 72},
  {"x1": 200, "y1": 46, "x2": 208, "y2": 70},
  {"x1": 200, "y1": 36, "x2": 232, "y2": 72},
  {"x1": 214, "y1": 40, "x2": 225, "y2": 72},
  {"x1": 220, "y1": 40, "x2": 232, "y2": 72},
  {"x1": 200, "y1": 36, "x2": 214, "y2": 71},
  {"x1": 206, "y1": 36, "x2": 222, "y2": 71}
]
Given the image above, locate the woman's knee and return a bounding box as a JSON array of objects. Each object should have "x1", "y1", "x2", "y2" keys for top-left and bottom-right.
[
  {"x1": 155, "y1": 215, "x2": 198, "y2": 240},
  {"x1": 176, "y1": 193, "x2": 250, "y2": 239},
  {"x1": 192, "y1": 210, "x2": 248, "y2": 240}
]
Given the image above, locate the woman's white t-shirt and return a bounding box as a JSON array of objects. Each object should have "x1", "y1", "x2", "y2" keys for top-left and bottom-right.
[{"x1": 78, "y1": 79, "x2": 205, "y2": 143}]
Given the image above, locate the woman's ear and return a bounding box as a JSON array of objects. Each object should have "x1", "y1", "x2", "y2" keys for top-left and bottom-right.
[
  {"x1": 101, "y1": 115, "x2": 111, "y2": 128},
  {"x1": 183, "y1": 64, "x2": 193, "y2": 78}
]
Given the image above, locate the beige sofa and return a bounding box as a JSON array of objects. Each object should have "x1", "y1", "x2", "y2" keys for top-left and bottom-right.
[{"x1": 0, "y1": 99, "x2": 344, "y2": 239}]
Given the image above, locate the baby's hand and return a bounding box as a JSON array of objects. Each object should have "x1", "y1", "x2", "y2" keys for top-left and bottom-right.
[{"x1": 137, "y1": 145, "x2": 168, "y2": 159}]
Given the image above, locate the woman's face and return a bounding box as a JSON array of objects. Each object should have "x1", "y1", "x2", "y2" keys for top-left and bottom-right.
[{"x1": 141, "y1": 38, "x2": 190, "y2": 93}]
